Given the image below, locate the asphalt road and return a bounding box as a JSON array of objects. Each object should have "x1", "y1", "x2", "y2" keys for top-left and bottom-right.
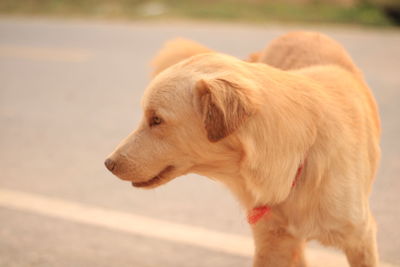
[{"x1": 0, "y1": 17, "x2": 399, "y2": 266}]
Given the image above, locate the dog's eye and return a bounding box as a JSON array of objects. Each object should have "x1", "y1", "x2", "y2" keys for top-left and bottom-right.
[{"x1": 150, "y1": 116, "x2": 162, "y2": 126}]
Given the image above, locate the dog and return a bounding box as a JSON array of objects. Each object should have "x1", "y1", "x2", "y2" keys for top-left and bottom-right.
[{"x1": 105, "y1": 32, "x2": 380, "y2": 267}]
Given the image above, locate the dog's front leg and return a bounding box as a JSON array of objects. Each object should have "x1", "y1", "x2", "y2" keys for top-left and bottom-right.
[
  {"x1": 251, "y1": 220, "x2": 307, "y2": 267},
  {"x1": 341, "y1": 214, "x2": 379, "y2": 267}
]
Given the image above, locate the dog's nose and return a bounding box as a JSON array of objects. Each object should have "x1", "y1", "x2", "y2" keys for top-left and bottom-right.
[{"x1": 104, "y1": 158, "x2": 116, "y2": 172}]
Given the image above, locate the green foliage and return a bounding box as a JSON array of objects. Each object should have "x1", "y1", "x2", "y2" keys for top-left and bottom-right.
[{"x1": 0, "y1": 0, "x2": 394, "y2": 26}]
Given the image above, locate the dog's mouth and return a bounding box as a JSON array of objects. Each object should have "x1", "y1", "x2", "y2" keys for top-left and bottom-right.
[{"x1": 131, "y1": 165, "x2": 174, "y2": 188}]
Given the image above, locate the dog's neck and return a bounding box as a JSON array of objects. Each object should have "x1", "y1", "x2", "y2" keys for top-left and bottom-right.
[
  {"x1": 198, "y1": 156, "x2": 306, "y2": 224},
  {"x1": 191, "y1": 135, "x2": 307, "y2": 224},
  {"x1": 247, "y1": 160, "x2": 306, "y2": 225}
]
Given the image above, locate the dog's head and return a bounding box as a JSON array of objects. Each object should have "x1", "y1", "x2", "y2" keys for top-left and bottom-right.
[
  {"x1": 105, "y1": 53, "x2": 255, "y2": 187},
  {"x1": 105, "y1": 53, "x2": 316, "y2": 205}
]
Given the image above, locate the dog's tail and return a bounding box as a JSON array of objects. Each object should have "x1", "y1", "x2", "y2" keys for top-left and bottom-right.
[
  {"x1": 252, "y1": 31, "x2": 362, "y2": 77},
  {"x1": 150, "y1": 38, "x2": 213, "y2": 78}
]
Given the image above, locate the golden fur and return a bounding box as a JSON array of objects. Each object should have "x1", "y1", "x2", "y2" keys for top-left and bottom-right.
[
  {"x1": 248, "y1": 31, "x2": 361, "y2": 75},
  {"x1": 106, "y1": 32, "x2": 380, "y2": 267}
]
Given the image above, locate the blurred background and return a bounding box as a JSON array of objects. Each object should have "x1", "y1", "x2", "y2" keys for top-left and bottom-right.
[
  {"x1": 0, "y1": 0, "x2": 400, "y2": 26},
  {"x1": 0, "y1": 1, "x2": 399, "y2": 267}
]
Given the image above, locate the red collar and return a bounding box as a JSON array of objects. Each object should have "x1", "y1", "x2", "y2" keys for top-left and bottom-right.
[{"x1": 247, "y1": 160, "x2": 306, "y2": 225}]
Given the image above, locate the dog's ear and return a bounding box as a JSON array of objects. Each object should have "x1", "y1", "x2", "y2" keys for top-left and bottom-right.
[
  {"x1": 150, "y1": 38, "x2": 213, "y2": 78},
  {"x1": 195, "y1": 78, "x2": 254, "y2": 142},
  {"x1": 246, "y1": 51, "x2": 262, "y2": 62}
]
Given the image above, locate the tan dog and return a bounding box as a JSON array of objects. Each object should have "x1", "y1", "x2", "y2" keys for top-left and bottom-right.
[{"x1": 105, "y1": 32, "x2": 380, "y2": 267}]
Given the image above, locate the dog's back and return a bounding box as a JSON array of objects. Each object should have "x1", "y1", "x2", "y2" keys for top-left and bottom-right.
[
  {"x1": 254, "y1": 31, "x2": 362, "y2": 77},
  {"x1": 257, "y1": 31, "x2": 379, "y2": 135}
]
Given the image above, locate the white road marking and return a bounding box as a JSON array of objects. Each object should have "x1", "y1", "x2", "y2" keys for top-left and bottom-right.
[
  {"x1": 0, "y1": 45, "x2": 91, "y2": 62},
  {"x1": 0, "y1": 188, "x2": 396, "y2": 267}
]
